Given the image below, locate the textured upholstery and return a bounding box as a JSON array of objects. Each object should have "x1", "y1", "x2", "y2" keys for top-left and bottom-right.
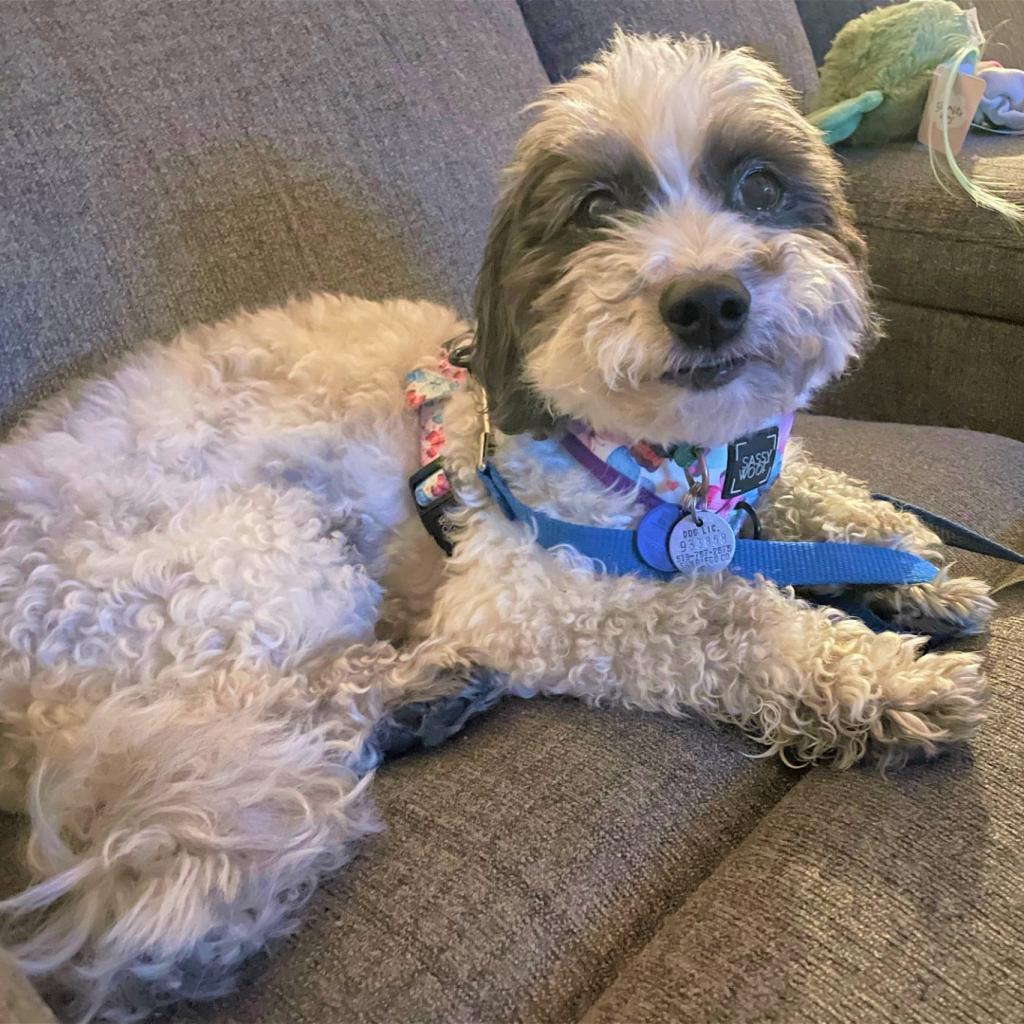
[
  {"x1": 813, "y1": 295, "x2": 1024, "y2": 441},
  {"x1": 584, "y1": 593, "x2": 1024, "y2": 1024},
  {"x1": 793, "y1": 415, "x2": 1024, "y2": 591},
  {"x1": 842, "y1": 137, "x2": 1024, "y2": 326},
  {"x1": 0, "y1": 0, "x2": 547, "y2": 430},
  {"x1": 810, "y1": 135, "x2": 1024, "y2": 440},
  {"x1": 520, "y1": 0, "x2": 819, "y2": 98}
]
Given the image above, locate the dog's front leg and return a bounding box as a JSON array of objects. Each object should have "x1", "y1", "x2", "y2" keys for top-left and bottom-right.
[
  {"x1": 431, "y1": 530, "x2": 987, "y2": 771},
  {"x1": 758, "y1": 442, "x2": 996, "y2": 636}
]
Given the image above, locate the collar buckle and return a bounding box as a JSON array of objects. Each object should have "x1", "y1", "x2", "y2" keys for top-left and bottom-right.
[{"x1": 476, "y1": 388, "x2": 492, "y2": 471}]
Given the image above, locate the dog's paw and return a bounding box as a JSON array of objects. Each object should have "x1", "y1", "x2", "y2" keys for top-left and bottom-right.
[
  {"x1": 779, "y1": 628, "x2": 989, "y2": 772},
  {"x1": 865, "y1": 648, "x2": 989, "y2": 771},
  {"x1": 866, "y1": 572, "x2": 996, "y2": 639}
]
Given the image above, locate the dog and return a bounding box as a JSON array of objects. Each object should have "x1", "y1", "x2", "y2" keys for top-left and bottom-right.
[{"x1": 0, "y1": 30, "x2": 995, "y2": 1022}]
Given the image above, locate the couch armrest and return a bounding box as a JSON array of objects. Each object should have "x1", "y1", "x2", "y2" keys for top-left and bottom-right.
[{"x1": 811, "y1": 136, "x2": 1024, "y2": 440}]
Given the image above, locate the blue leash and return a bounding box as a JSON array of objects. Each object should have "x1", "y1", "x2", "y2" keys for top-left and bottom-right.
[
  {"x1": 479, "y1": 461, "x2": 946, "y2": 587},
  {"x1": 873, "y1": 494, "x2": 1024, "y2": 566}
]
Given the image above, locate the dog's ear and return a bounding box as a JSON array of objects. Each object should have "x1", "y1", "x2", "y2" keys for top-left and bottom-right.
[{"x1": 472, "y1": 180, "x2": 555, "y2": 437}]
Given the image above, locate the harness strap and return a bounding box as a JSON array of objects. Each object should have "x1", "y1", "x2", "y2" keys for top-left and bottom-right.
[{"x1": 479, "y1": 461, "x2": 939, "y2": 587}]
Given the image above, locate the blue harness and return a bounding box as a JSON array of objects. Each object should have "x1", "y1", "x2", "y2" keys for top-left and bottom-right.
[
  {"x1": 478, "y1": 460, "x2": 943, "y2": 587},
  {"x1": 387, "y1": 464, "x2": 1022, "y2": 762},
  {"x1": 476, "y1": 458, "x2": 1024, "y2": 633},
  {"x1": 405, "y1": 355, "x2": 1022, "y2": 626},
  {"x1": 395, "y1": 380, "x2": 1023, "y2": 761}
]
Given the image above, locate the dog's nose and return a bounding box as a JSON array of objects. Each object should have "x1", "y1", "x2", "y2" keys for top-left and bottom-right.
[{"x1": 660, "y1": 275, "x2": 750, "y2": 350}]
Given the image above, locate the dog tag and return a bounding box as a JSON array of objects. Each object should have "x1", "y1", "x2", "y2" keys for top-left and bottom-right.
[
  {"x1": 636, "y1": 503, "x2": 681, "y2": 572},
  {"x1": 667, "y1": 510, "x2": 736, "y2": 573}
]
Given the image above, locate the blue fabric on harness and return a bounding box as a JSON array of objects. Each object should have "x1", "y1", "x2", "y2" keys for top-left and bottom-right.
[
  {"x1": 377, "y1": 465, "x2": 1023, "y2": 762},
  {"x1": 478, "y1": 460, "x2": 941, "y2": 587}
]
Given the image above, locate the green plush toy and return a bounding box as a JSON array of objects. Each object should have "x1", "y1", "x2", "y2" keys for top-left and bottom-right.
[{"x1": 808, "y1": 0, "x2": 979, "y2": 145}]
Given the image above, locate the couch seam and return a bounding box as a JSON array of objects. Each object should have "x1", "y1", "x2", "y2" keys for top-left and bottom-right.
[
  {"x1": 856, "y1": 217, "x2": 1024, "y2": 254},
  {"x1": 875, "y1": 293, "x2": 1024, "y2": 331},
  {"x1": 570, "y1": 767, "x2": 804, "y2": 1023}
]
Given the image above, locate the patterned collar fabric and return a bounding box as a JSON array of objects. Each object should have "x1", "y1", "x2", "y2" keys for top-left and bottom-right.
[
  {"x1": 404, "y1": 354, "x2": 468, "y2": 509},
  {"x1": 559, "y1": 412, "x2": 794, "y2": 531},
  {"x1": 403, "y1": 356, "x2": 793, "y2": 532}
]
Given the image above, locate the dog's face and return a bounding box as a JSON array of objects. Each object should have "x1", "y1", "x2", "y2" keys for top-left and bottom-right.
[{"x1": 473, "y1": 32, "x2": 874, "y2": 447}]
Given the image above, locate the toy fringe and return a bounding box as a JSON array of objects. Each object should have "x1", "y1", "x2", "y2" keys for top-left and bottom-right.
[{"x1": 929, "y1": 40, "x2": 1024, "y2": 229}]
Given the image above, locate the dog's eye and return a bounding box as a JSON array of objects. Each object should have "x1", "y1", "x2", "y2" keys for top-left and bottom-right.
[
  {"x1": 575, "y1": 189, "x2": 620, "y2": 227},
  {"x1": 736, "y1": 168, "x2": 783, "y2": 213}
]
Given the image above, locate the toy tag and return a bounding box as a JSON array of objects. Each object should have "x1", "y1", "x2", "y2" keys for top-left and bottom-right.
[
  {"x1": 667, "y1": 510, "x2": 736, "y2": 574},
  {"x1": 964, "y1": 8, "x2": 984, "y2": 49},
  {"x1": 918, "y1": 64, "x2": 987, "y2": 155}
]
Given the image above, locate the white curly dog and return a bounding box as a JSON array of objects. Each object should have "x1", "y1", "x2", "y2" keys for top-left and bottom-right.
[{"x1": 0, "y1": 32, "x2": 994, "y2": 1022}]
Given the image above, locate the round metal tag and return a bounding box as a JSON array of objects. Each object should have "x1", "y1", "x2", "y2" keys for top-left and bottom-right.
[
  {"x1": 667, "y1": 510, "x2": 736, "y2": 573},
  {"x1": 636, "y1": 504, "x2": 681, "y2": 573}
]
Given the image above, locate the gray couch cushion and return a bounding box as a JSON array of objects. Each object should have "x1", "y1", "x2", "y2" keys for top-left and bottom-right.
[
  {"x1": 584, "y1": 586, "x2": 1024, "y2": 1024},
  {"x1": 583, "y1": 414, "x2": 1024, "y2": 1024},
  {"x1": 813, "y1": 295, "x2": 1024, "y2": 442},
  {"x1": 170, "y1": 699, "x2": 794, "y2": 1024},
  {"x1": 0, "y1": 0, "x2": 547, "y2": 429},
  {"x1": 795, "y1": 415, "x2": 1024, "y2": 590},
  {"x1": 810, "y1": 134, "x2": 1024, "y2": 440},
  {"x1": 520, "y1": 0, "x2": 819, "y2": 98},
  {"x1": 841, "y1": 137, "x2": 1024, "y2": 327}
]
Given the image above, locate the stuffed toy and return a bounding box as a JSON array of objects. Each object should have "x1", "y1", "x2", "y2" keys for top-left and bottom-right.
[
  {"x1": 807, "y1": 0, "x2": 1024, "y2": 226},
  {"x1": 808, "y1": 0, "x2": 979, "y2": 145}
]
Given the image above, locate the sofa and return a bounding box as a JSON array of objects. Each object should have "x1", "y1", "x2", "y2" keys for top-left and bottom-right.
[{"x1": 1, "y1": 2, "x2": 1022, "y2": 1022}]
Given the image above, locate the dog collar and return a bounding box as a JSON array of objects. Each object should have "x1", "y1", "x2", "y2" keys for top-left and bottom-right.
[
  {"x1": 404, "y1": 350, "x2": 792, "y2": 555},
  {"x1": 401, "y1": 352, "x2": 1024, "y2": 632},
  {"x1": 403, "y1": 355, "x2": 949, "y2": 596},
  {"x1": 403, "y1": 353, "x2": 469, "y2": 553},
  {"x1": 559, "y1": 413, "x2": 794, "y2": 533}
]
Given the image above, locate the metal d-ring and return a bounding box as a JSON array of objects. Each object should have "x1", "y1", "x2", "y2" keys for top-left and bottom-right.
[
  {"x1": 475, "y1": 387, "x2": 491, "y2": 471},
  {"x1": 682, "y1": 446, "x2": 710, "y2": 526}
]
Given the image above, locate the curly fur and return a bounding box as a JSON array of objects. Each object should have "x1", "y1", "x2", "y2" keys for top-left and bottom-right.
[{"x1": 0, "y1": 32, "x2": 992, "y2": 1022}]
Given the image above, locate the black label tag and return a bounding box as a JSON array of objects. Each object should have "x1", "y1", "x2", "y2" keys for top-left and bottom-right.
[{"x1": 722, "y1": 426, "x2": 779, "y2": 498}]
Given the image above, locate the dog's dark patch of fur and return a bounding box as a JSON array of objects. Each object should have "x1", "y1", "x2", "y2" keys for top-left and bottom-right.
[
  {"x1": 473, "y1": 143, "x2": 660, "y2": 435},
  {"x1": 698, "y1": 121, "x2": 865, "y2": 264}
]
